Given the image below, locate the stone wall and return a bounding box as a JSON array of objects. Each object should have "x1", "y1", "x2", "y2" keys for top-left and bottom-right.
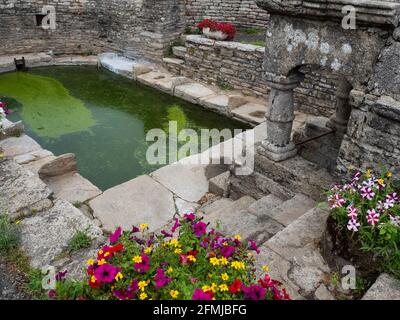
[
  {"x1": 185, "y1": 0, "x2": 269, "y2": 28},
  {"x1": 183, "y1": 36, "x2": 337, "y2": 117},
  {"x1": 0, "y1": 0, "x2": 105, "y2": 55},
  {"x1": 0, "y1": 0, "x2": 186, "y2": 61}
]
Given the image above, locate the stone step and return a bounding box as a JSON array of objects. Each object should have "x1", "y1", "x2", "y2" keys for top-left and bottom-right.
[
  {"x1": 256, "y1": 207, "x2": 332, "y2": 299},
  {"x1": 172, "y1": 46, "x2": 187, "y2": 59},
  {"x1": 263, "y1": 193, "x2": 316, "y2": 226},
  {"x1": 362, "y1": 273, "x2": 400, "y2": 300},
  {"x1": 163, "y1": 57, "x2": 185, "y2": 66},
  {"x1": 200, "y1": 93, "x2": 248, "y2": 115},
  {"x1": 247, "y1": 194, "x2": 284, "y2": 217},
  {"x1": 198, "y1": 197, "x2": 235, "y2": 216},
  {"x1": 174, "y1": 82, "x2": 216, "y2": 104},
  {"x1": 208, "y1": 171, "x2": 230, "y2": 196},
  {"x1": 201, "y1": 196, "x2": 284, "y2": 245},
  {"x1": 231, "y1": 102, "x2": 266, "y2": 125},
  {"x1": 43, "y1": 172, "x2": 102, "y2": 205}
]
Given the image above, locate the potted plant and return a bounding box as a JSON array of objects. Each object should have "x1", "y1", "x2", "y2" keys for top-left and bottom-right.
[
  {"x1": 198, "y1": 19, "x2": 236, "y2": 41},
  {"x1": 322, "y1": 169, "x2": 400, "y2": 281}
]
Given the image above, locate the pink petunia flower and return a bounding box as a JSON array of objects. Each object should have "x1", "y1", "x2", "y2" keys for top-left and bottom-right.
[
  {"x1": 387, "y1": 192, "x2": 399, "y2": 202},
  {"x1": 221, "y1": 245, "x2": 235, "y2": 258},
  {"x1": 184, "y1": 212, "x2": 196, "y2": 221},
  {"x1": 154, "y1": 269, "x2": 173, "y2": 289},
  {"x1": 328, "y1": 194, "x2": 346, "y2": 208},
  {"x1": 248, "y1": 240, "x2": 260, "y2": 254}
]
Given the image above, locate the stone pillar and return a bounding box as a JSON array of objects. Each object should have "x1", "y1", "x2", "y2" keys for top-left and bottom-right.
[
  {"x1": 259, "y1": 75, "x2": 301, "y2": 162},
  {"x1": 327, "y1": 78, "x2": 353, "y2": 133}
]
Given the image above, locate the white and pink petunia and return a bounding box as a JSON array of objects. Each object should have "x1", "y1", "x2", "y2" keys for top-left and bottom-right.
[
  {"x1": 366, "y1": 209, "x2": 380, "y2": 226},
  {"x1": 387, "y1": 192, "x2": 399, "y2": 202},
  {"x1": 347, "y1": 219, "x2": 360, "y2": 232},
  {"x1": 347, "y1": 205, "x2": 359, "y2": 219},
  {"x1": 389, "y1": 215, "x2": 400, "y2": 227},
  {"x1": 329, "y1": 194, "x2": 346, "y2": 208},
  {"x1": 361, "y1": 187, "x2": 375, "y2": 200}
]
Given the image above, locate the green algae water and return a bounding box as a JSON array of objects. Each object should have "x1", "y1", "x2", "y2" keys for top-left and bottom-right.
[{"x1": 0, "y1": 66, "x2": 247, "y2": 190}]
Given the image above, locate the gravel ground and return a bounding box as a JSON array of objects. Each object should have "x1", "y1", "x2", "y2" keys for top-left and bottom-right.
[{"x1": 0, "y1": 260, "x2": 31, "y2": 300}]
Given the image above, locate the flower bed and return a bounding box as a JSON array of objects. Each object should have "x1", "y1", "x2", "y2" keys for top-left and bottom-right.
[
  {"x1": 0, "y1": 100, "x2": 10, "y2": 133},
  {"x1": 198, "y1": 19, "x2": 236, "y2": 41},
  {"x1": 324, "y1": 169, "x2": 400, "y2": 280},
  {"x1": 53, "y1": 212, "x2": 290, "y2": 300}
]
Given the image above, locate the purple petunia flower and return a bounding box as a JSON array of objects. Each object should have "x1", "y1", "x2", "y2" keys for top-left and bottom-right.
[
  {"x1": 134, "y1": 254, "x2": 150, "y2": 273},
  {"x1": 109, "y1": 227, "x2": 122, "y2": 244},
  {"x1": 221, "y1": 245, "x2": 235, "y2": 258},
  {"x1": 154, "y1": 269, "x2": 173, "y2": 289},
  {"x1": 192, "y1": 289, "x2": 213, "y2": 300},
  {"x1": 94, "y1": 264, "x2": 120, "y2": 284},
  {"x1": 55, "y1": 270, "x2": 68, "y2": 282},
  {"x1": 192, "y1": 221, "x2": 207, "y2": 238},
  {"x1": 171, "y1": 218, "x2": 181, "y2": 233},
  {"x1": 184, "y1": 212, "x2": 196, "y2": 221},
  {"x1": 242, "y1": 284, "x2": 266, "y2": 300},
  {"x1": 161, "y1": 230, "x2": 173, "y2": 238},
  {"x1": 248, "y1": 240, "x2": 260, "y2": 254}
]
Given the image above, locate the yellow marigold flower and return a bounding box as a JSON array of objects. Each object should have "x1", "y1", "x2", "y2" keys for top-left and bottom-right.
[
  {"x1": 187, "y1": 255, "x2": 197, "y2": 262},
  {"x1": 231, "y1": 261, "x2": 245, "y2": 270},
  {"x1": 138, "y1": 281, "x2": 149, "y2": 292},
  {"x1": 98, "y1": 249, "x2": 104, "y2": 255},
  {"x1": 104, "y1": 252, "x2": 110, "y2": 258},
  {"x1": 167, "y1": 267, "x2": 174, "y2": 274},
  {"x1": 139, "y1": 223, "x2": 149, "y2": 232},
  {"x1": 262, "y1": 265, "x2": 270, "y2": 272},
  {"x1": 169, "y1": 239, "x2": 179, "y2": 247},
  {"x1": 211, "y1": 283, "x2": 218, "y2": 293},
  {"x1": 170, "y1": 290, "x2": 179, "y2": 299},
  {"x1": 377, "y1": 178, "x2": 385, "y2": 185},
  {"x1": 221, "y1": 273, "x2": 229, "y2": 281},
  {"x1": 139, "y1": 292, "x2": 148, "y2": 300},
  {"x1": 133, "y1": 255, "x2": 143, "y2": 263},
  {"x1": 234, "y1": 235, "x2": 241, "y2": 241},
  {"x1": 366, "y1": 169, "x2": 373, "y2": 178},
  {"x1": 202, "y1": 285, "x2": 212, "y2": 292},
  {"x1": 115, "y1": 272, "x2": 123, "y2": 281},
  {"x1": 219, "y1": 257, "x2": 229, "y2": 265},
  {"x1": 97, "y1": 259, "x2": 106, "y2": 266},
  {"x1": 174, "y1": 248, "x2": 182, "y2": 254},
  {"x1": 144, "y1": 247, "x2": 152, "y2": 254},
  {"x1": 90, "y1": 276, "x2": 96, "y2": 283},
  {"x1": 219, "y1": 284, "x2": 229, "y2": 292},
  {"x1": 387, "y1": 172, "x2": 393, "y2": 178},
  {"x1": 86, "y1": 259, "x2": 95, "y2": 266},
  {"x1": 223, "y1": 241, "x2": 229, "y2": 246},
  {"x1": 210, "y1": 257, "x2": 220, "y2": 266}
]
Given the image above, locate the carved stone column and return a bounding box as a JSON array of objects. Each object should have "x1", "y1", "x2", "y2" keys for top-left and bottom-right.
[
  {"x1": 259, "y1": 75, "x2": 301, "y2": 162},
  {"x1": 327, "y1": 78, "x2": 353, "y2": 133}
]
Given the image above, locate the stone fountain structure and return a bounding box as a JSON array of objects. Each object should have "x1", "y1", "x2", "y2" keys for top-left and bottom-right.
[{"x1": 229, "y1": 0, "x2": 400, "y2": 200}]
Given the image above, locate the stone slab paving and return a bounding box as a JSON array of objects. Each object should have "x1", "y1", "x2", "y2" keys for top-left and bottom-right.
[
  {"x1": 174, "y1": 197, "x2": 199, "y2": 215},
  {"x1": 150, "y1": 162, "x2": 209, "y2": 203},
  {"x1": 208, "y1": 171, "x2": 230, "y2": 196},
  {"x1": 89, "y1": 175, "x2": 176, "y2": 233},
  {"x1": 0, "y1": 158, "x2": 53, "y2": 220},
  {"x1": 200, "y1": 94, "x2": 247, "y2": 115},
  {"x1": 362, "y1": 273, "x2": 400, "y2": 300},
  {"x1": 231, "y1": 103, "x2": 266, "y2": 124},
  {"x1": 44, "y1": 173, "x2": 102, "y2": 204},
  {"x1": 20, "y1": 199, "x2": 103, "y2": 268},
  {"x1": 174, "y1": 83, "x2": 216, "y2": 104}
]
